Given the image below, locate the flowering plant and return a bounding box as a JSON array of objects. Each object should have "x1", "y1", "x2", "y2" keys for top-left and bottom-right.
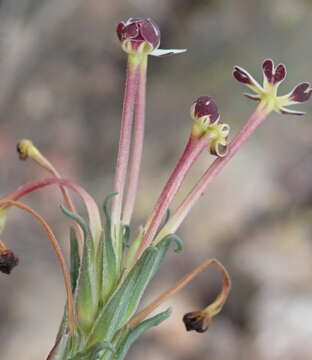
[{"x1": 0, "y1": 18, "x2": 311, "y2": 360}]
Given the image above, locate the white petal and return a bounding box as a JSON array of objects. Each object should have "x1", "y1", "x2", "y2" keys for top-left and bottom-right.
[
  {"x1": 149, "y1": 48, "x2": 187, "y2": 57},
  {"x1": 279, "y1": 106, "x2": 305, "y2": 116}
]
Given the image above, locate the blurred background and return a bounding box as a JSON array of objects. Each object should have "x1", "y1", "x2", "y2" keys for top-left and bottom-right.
[{"x1": 1, "y1": 0, "x2": 312, "y2": 359}]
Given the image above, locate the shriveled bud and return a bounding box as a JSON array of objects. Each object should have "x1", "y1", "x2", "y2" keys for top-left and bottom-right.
[
  {"x1": 117, "y1": 18, "x2": 160, "y2": 55},
  {"x1": 191, "y1": 96, "x2": 220, "y2": 137},
  {"x1": 0, "y1": 249, "x2": 19, "y2": 274},
  {"x1": 183, "y1": 311, "x2": 211, "y2": 333},
  {"x1": 17, "y1": 139, "x2": 34, "y2": 160}
]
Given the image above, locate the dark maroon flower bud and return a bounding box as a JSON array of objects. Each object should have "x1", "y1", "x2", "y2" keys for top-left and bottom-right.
[
  {"x1": 262, "y1": 59, "x2": 286, "y2": 84},
  {"x1": 289, "y1": 82, "x2": 312, "y2": 103},
  {"x1": 191, "y1": 96, "x2": 219, "y2": 124},
  {"x1": 183, "y1": 311, "x2": 211, "y2": 333},
  {"x1": 0, "y1": 249, "x2": 19, "y2": 274},
  {"x1": 116, "y1": 18, "x2": 160, "y2": 55}
]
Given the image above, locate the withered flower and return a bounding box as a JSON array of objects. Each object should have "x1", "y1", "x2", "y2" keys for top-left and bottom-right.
[
  {"x1": 183, "y1": 311, "x2": 212, "y2": 333},
  {"x1": 0, "y1": 249, "x2": 19, "y2": 274}
]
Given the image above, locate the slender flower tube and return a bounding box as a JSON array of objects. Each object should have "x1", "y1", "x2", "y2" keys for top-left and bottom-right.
[
  {"x1": 134, "y1": 97, "x2": 229, "y2": 259},
  {"x1": 128, "y1": 258, "x2": 231, "y2": 330},
  {"x1": 110, "y1": 56, "x2": 140, "y2": 227},
  {"x1": 112, "y1": 18, "x2": 186, "y2": 227},
  {"x1": 3, "y1": 177, "x2": 102, "y2": 246},
  {"x1": 155, "y1": 59, "x2": 312, "y2": 240},
  {"x1": 0, "y1": 199, "x2": 76, "y2": 334},
  {"x1": 122, "y1": 55, "x2": 148, "y2": 225}
]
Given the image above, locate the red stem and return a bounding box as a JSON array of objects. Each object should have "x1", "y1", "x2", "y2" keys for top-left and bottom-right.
[
  {"x1": 122, "y1": 57, "x2": 147, "y2": 225},
  {"x1": 137, "y1": 134, "x2": 210, "y2": 257},
  {"x1": 156, "y1": 106, "x2": 269, "y2": 239},
  {"x1": 4, "y1": 177, "x2": 102, "y2": 244},
  {"x1": 111, "y1": 57, "x2": 140, "y2": 225}
]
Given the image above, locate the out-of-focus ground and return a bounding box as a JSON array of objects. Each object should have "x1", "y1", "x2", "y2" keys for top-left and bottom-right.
[{"x1": 1, "y1": 0, "x2": 312, "y2": 359}]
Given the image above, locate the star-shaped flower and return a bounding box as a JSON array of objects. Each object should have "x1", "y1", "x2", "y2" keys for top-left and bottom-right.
[{"x1": 233, "y1": 59, "x2": 312, "y2": 115}]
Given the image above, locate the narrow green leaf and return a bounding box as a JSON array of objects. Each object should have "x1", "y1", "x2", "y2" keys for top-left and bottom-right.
[
  {"x1": 61, "y1": 205, "x2": 99, "y2": 332},
  {"x1": 114, "y1": 308, "x2": 172, "y2": 360},
  {"x1": 69, "y1": 342, "x2": 114, "y2": 360},
  {"x1": 101, "y1": 194, "x2": 119, "y2": 302},
  {"x1": 87, "y1": 235, "x2": 182, "y2": 346}
]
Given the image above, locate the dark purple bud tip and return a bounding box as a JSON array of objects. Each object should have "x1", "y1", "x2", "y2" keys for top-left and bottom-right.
[
  {"x1": 233, "y1": 66, "x2": 253, "y2": 85},
  {"x1": 116, "y1": 18, "x2": 160, "y2": 52},
  {"x1": 192, "y1": 96, "x2": 219, "y2": 124},
  {"x1": 262, "y1": 59, "x2": 287, "y2": 84},
  {"x1": 290, "y1": 82, "x2": 312, "y2": 103},
  {"x1": 183, "y1": 311, "x2": 211, "y2": 333},
  {"x1": 0, "y1": 249, "x2": 19, "y2": 275}
]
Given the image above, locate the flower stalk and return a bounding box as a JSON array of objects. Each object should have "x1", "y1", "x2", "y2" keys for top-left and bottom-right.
[
  {"x1": 122, "y1": 55, "x2": 148, "y2": 225},
  {"x1": 4, "y1": 177, "x2": 102, "y2": 246},
  {"x1": 155, "y1": 105, "x2": 268, "y2": 239},
  {"x1": 17, "y1": 139, "x2": 83, "y2": 253},
  {"x1": 128, "y1": 258, "x2": 231, "y2": 329},
  {"x1": 0, "y1": 199, "x2": 76, "y2": 334},
  {"x1": 111, "y1": 55, "x2": 141, "y2": 228},
  {"x1": 138, "y1": 134, "x2": 210, "y2": 257}
]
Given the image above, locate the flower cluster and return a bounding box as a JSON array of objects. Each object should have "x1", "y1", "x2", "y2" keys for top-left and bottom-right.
[{"x1": 0, "y1": 17, "x2": 311, "y2": 360}]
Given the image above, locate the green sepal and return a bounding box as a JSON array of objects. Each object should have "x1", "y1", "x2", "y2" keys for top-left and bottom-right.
[
  {"x1": 69, "y1": 342, "x2": 114, "y2": 360},
  {"x1": 87, "y1": 234, "x2": 182, "y2": 346},
  {"x1": 60, "y1": 205, "x2": 99, "y2": 332},
  {"x1": 101, "y1": 194, "x2": 119, "y2": 302},
  {"x1": 113, "y1": 308, "x2": 172, "y2": 360}
]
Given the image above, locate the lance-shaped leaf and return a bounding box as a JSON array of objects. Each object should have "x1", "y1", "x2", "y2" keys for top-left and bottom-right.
[
  {"x1": 61, "y1": 206, "x2": 99, "y2": 332},
  {"x1": 113, "y1": 308, "x2": 171, "y2": 360},
  {"x1": 87, "y1": 234, "x2": 183, "y2": 346},
  {"x1": 100, "y1": 193, "x2": 119, "y2": 302},
  {"x1": 56, "y1": 227, "x2": 81, "y2": 339},
  {"x1": 69, "y1": 342, "x2": 114, "y2": 360}
]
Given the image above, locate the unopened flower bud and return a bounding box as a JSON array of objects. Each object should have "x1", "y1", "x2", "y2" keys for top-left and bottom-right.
[
  {"x1": 117, "y1": 18, "x2": 160, "y2": 55},
  {"x1": 0, "y1": 249, "x2": 19, "y2": 274},
  {"x1": 17, "y1": 139, "x2": 34, "y2": 160},
  {"x1": 191, "y1": 96, "x2": 220, "y2": 137}
]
